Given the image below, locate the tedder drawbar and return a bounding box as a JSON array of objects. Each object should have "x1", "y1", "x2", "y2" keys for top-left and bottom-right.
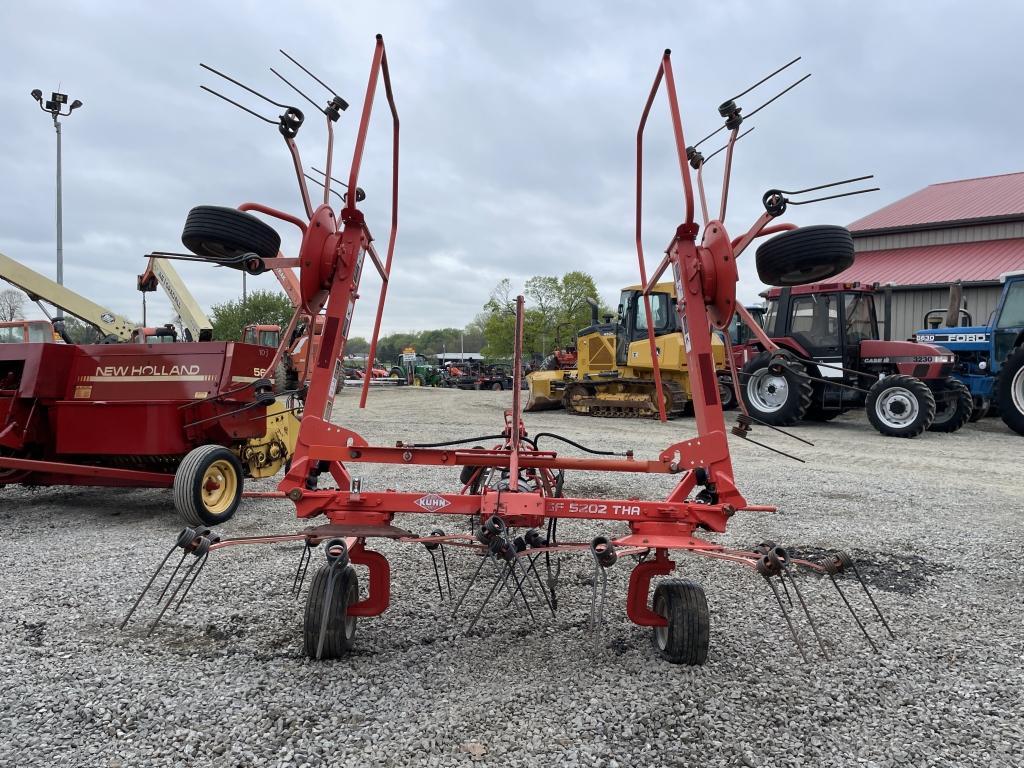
[{"x1": 123, "y1": 38, "x2": 894, "y2": 664}]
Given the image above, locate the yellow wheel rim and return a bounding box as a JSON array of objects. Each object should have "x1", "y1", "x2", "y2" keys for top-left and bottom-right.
[{"x1": 201, "y1": 459, "x2": 238, "y2": 516}]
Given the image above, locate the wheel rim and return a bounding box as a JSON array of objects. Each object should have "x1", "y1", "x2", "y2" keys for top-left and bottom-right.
[
  {"x1": 747, "y1": 368, "x2": 789, "y2": 413},
  {"x1": 654, "y1": 593, "x2": 668, "y2": 650},
  {"x1": 1012, "y1": 366, "x2": 1024, "y2": 416},
  {"x1": 933, "y1": 391, "x2": 955, "y2": 423},
  {"x1": 201, "y1": 459, "x2": 237, "y2": 515},
  {"x1": 875, "y1": 386, "x2": 919, "y2": 429}
]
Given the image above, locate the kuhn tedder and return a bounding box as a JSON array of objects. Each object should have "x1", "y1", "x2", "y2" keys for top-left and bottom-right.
[{"x1": 123, "y1": 39, "x2": 893, "y2": 663}]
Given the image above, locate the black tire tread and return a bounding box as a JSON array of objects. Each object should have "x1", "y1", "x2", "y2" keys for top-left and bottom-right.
[
  {"x1": 928, "y1": 378, "x2": 973, "y2": 433},
  {"x1": 755, "y1": 225, "x2": 855, "y2": 286},
  {"x1": 181, "y1": 206, "x2": 282, "y2": 261},
  {"x1": 740, "y1": 352, "x2": 812, "y2": 426},
  {"x1": 865, "y1": 374, "x2": 936, "y2": 438},
  {"x1": 997, "y1": 345, "x2": 1024, "y2": 436},
  {"x1": 303, "y1": 565, "x2": 359, "y2": 659},
  {"x1": 172, "y1": 445, "x2": 244, "y2": 526},
  {"x1": 651, "y1": 579, "x2": 710, "y2": 665}
]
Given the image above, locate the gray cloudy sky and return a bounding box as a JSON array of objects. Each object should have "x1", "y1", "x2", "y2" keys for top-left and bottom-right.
[{"x1": 1, "y1": 1, "x2": 1021, "y2": 337}]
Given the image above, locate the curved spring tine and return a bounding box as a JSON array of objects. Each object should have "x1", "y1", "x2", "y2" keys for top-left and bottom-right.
[
  {"x1": 440, "y1": 545, "x2": 453, "y2": 600},
  {"x1": 764, "y1": 576, "x2": 808, "y2": 663},
  {"x1": 148, "y1": 553, "x2": 202, "y2": 636},
  {"x1": 452, "y1": 553, "x2": 490, "y2": 616},
  {"x1": 467, "y1": 566, "x2": 509, "y2": 634},
  {"x1": 173, "y1": 553, "x2": 209, "y2": 613},
  {"x1": 154, "y1": 551, "x2": 190, "y2": 604},
  {"x1": 849, "y1": 561, "x2": 896, "y2": 639},
  {"x1": 119, "y1": 544, "x2": 178, "y2": 629},
  {"x1": 291, "y1": 543, "x2": 313, "y2": 598},
  {"x1": 827, "y1": 573, "x2": 878, "y2": 653},
  {"x1": 427, "y1": 549, "x2": 445, "y2": 601},
  {"x1": 782, "y1": 566, "x2": 828, "y2": 659}
]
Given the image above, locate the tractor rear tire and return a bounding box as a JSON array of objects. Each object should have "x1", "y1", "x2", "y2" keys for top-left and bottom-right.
[
  {"x1": 181, "y1": 206, "x2": 282, "y2": 269},
  {"x1": 740, "y1": 352, "x2": 812, "y2": 426},
  {"x1": 651, "y1": 580, "x2": 710, "y2": 665},
  {"x1": 865, "y1": 375, "x2": 935, "y2": 438},
  {"x1": 969, "y1": 396, "x2": 990, "y2": 422},
  {"x1": 303, "y1": 565, "x2": 359, "y2": 659},
  {"x1": 997, "y1": 345, "x2": 1024, "y2": 436},
  {"x1": 755, "y1": 225, "x2": 855, "y2": 286},
  {"x1": 174, "y1": 445, "x2": 245, "y2": 526},
  {"x1": 718, "y1": 372, "x2": 738, "y2": 411},
  {"x1": 928, "y1": 378, "x2": 973, "y2": 433}
]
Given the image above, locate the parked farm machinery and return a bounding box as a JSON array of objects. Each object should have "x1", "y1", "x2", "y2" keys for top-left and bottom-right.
[
  {"x1": 124, "y1": 41, "x2": 893, "y2": 664},
  {"x1": 0, "y1": 337, "x2": 299, "y2": 524},
  {"x1": 913, "y1": 272, "x2": 1024, "y2": 435},
  {"x1": 736, "y1": 282, "x2": 971, "y2": 437}
]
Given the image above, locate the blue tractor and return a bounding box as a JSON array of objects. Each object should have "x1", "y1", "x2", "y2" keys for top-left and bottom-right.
[{"x1": 913, "y1": 272, "x2": 1024, "y2": 435}]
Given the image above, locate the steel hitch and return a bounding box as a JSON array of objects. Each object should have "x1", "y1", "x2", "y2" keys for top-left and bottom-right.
[{"x1": 120, "y1": 527, "x2": 220, "y2": 634}]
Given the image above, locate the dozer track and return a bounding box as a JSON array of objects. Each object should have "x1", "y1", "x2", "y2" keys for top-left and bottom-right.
[{"x1": 562, "y1": 377, "x2": 689, "y2": 418}]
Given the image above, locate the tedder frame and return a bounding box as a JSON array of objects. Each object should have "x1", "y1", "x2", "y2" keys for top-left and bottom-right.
[{"x1": 124, "y1": 37, "x2": 893, "y2": 664}]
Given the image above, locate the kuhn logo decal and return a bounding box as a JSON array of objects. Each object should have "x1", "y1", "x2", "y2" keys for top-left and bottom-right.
[{"x1": 414, "y1": 493, "x2": 450, "y2": 511}]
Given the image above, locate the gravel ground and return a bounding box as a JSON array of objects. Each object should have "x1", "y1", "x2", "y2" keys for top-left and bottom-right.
[{"x1": 1, "y1": 387, "x2": 1022, "y2": 767}]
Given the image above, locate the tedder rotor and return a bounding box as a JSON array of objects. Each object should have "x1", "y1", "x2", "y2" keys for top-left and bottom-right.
[{"x1": 123, "y1": 39, "x2": 894, "y2": 664}]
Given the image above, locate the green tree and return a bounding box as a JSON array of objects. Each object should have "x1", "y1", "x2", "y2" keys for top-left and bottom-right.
[
  {"x1": 346, "y1": 336, "x2": 370, "y2": 355},
  {"x1": 480, "y1": 271, "x2": 606, "y2": 358},
  {"x1": 210, "y1": 290, "x2": 294, "y2": 342}
]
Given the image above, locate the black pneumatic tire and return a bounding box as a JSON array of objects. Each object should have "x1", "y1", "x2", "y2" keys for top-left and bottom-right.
[
  {"x1": 651, "y1": 579, "x2": 710, "y2": 665},
  {"x1": 997, "y1": 345, "x2": 1024, "y2": 436},
  {"x1": 928, "y1": 378, "x2": 974, "y2": 433},
  {"x1": 755, "y1": 225, "x2": 855, "y2": 286},
  {"x1": 865, "y1": 374, "x2": 936, "y2": 438},
  {"x1": 181, "y1": 206, "x2": 282, "y2": 265},
  {"x1": 173, "y1": 445, "x2": 245, "y2": 526},
  {"x1": 718, "y1": 372, "x2": 738, "y2": 411},
  {"x1": 740, "y1": 352, "x2": 812, "y2": 426},
  {"x1": 303, "y1": 565, "x2": 359, "y2": 659}
]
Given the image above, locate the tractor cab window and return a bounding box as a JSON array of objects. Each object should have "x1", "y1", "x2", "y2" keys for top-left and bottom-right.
[
  {"x1": 762, "y1": 301, "x2": 779, "y2": 337},
  {"x1": 242, "y1": 327, "x2": 256, "y2": 344},
  {"x1": 789, "y1": 293, "x2": 839, "y2": 349},
  {"x1": 634, "y1": 292, "x2": 672, "y2": 333},
  {"x1": 997, "y1": 281, "x2": 1024, "y2": 328},
  {"x1": 843, "y1": 292, "x2": 876, "y2": 344},
  {"x1": 259, "y1": 330, "x2": 280, "y2": 347},
  {"x1": 0, "y1": 324, "x2": 23, "y2": 344}
]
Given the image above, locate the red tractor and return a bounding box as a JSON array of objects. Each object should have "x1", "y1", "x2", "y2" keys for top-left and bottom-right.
[{"x1": 737, "y1": 283, "x2": 972, "y2": 437}]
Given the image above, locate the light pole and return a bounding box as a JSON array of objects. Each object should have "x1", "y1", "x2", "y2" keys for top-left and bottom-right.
[{"x1": 31, "y1": 89, "x2": 83, "y2": 319}]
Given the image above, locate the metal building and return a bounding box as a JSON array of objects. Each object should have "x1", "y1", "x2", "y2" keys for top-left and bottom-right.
[{"x1": 829, "y1": 171, "x2": 1024, "y2": 340}]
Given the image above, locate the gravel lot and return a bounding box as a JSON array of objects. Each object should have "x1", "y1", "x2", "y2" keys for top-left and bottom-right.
[{"x1": 1, "y1": 387, "x2": 1022, "y2": 767}]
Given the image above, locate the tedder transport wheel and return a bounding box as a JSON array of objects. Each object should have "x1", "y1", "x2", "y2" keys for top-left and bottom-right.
[
  {"x1": 651, "y1": 579, "x2": 710, "y2": 665},
  {"x1": 741, "y1": 352, "x2": 812, "y2": 426},
  {"x1": 996, "y1": 345, "x2": 1024, "y2": 436},
  {"x1": 303, "y1": 565, "x2": 359, "y2": 659},
  {"x1": 173, "y1": 445, "x2": 245, "y2": 526},
  {"x1": 181, "y1": 206, "x2": 282, "y2": 271},
  {"x1": 928, "y1": 378, "x2": 973, "y2": 433},
  {"x1": 865, "y1": 374, "x2": 936, "y2": 438},
  {"x1": 755, "y1": 225, "x2": 855, "y2": 286}
]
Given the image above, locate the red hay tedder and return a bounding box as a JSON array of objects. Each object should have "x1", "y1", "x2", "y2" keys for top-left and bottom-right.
[{"x1": 123, "y1": 39, "x2": 893, "y2": 664}]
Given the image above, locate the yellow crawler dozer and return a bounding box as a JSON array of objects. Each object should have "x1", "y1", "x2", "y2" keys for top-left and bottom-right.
[{"x1": 526, "y1": 282, "x2": 727, "y2": 418}]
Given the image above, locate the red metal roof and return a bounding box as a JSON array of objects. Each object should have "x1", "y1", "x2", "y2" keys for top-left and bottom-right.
[
  {"x1": 849, "y1": 171, "x2": 1024, "y2": 232},
  {"x1": 828, "y1": 238, "x2": 1024, "y2": 286}
]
